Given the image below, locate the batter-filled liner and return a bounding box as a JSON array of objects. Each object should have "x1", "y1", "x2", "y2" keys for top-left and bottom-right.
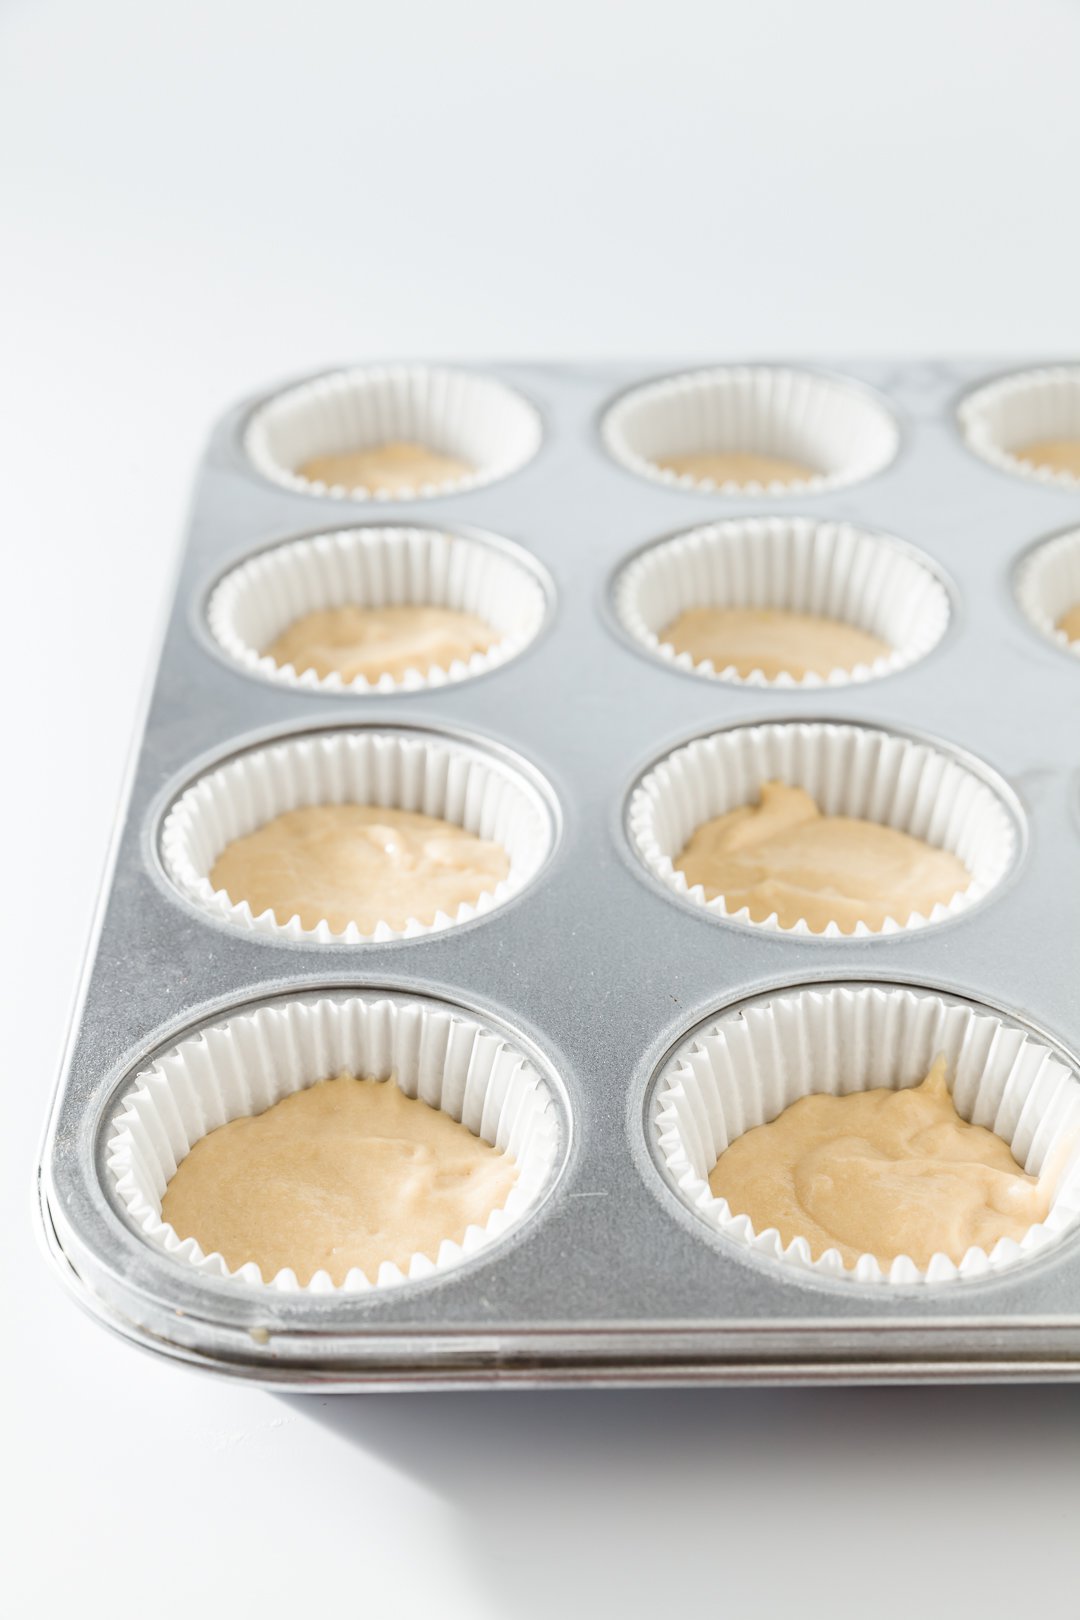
[
  {"x1": 602, "y1": 366, "x2": 898, "y2": 495},
  {"x1": 627, "y1": 721, "x2": 1017, "y2": 937},
  {"x1": 651, "y1": 984, "x2": 1080, "y2": 1285},
  {"x1": 1015, "y1": 528, "x2": 1080, "y2": 659},
  {"x1": 959, "y1": 366, "x2": 1080, "y2": 489},
  {"x1": 207, "y1": 526, "x2": 549, "y2": 695},
  {"x1": 244, "y1": 365, "x2": 541, "y2": 500},
  {"x1": 614, "y1": 517, "x2": 949, "y2": 687},
  {"x1": 160, "y1": 727, "x2": 555, "y2": 943},
  {"x1": 107, "y1": 993, "x2": 563, "y2": 1292}
]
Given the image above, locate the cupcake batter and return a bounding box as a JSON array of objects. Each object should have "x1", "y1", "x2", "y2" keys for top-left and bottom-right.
[
  {"x1": 657, "y1": 451, "x2": 816, "y2": 487},
  {"x1": 298, "y1": 440, "x2": 473, "y2": 494},
  {"x1": 709, "y1": 1057, "x2": 1052, "y2": 1269},
  {"x1": 161, "y1": 1074, "x2": 519, "y2": 1285},
  {"x1": 661, "y1": 606, "x2": 890, "y2": 680},
  {"x1": 674, "y1": 780, "x2": 970, "y2": 933},
  {"x1": 1014, "y1": 438, "x2": 1080, "y2": 478},
  {"x1": 265, "y1": 604, "x2": 497, "y2": 684},
  {"x1": 1056, "y1": 602, "x2": 1080, "y2": 643},
  {"x1": 210, "y1": 804, "x2": 510, "y2": 933}
]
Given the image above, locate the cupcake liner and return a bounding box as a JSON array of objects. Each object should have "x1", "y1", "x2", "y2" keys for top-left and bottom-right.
[
  {"x1": 959, "y1": 366, "x2": 1080, "y2": 487},
  {"x1": 652, "y1": 983, "x2": 1080, "y2": 1285},
  {"x1": 602, "y1": 366, "x2": 899, "y2": 495},
  {"x1": 614, "y1": 517, "x2": 949, "y2": 687},
  {"x1": 1015, "y1": 528, "x2": 1080, "y2": 658},
  {"x1": 244, "y1": 365, "x2": 542, "y2": 500},
  {"x1": 627, "y1": 721, "x2": 1016, "y2": 937},
  {"x1": 160, "y1": 728, "x2": 554, "y2": 942},
  {"x1": 107, "y1": 991, "x2": 563, "y2": 1292},
  {"x1": 207, "y1": 526, "x2": 549, "y2": 694}
]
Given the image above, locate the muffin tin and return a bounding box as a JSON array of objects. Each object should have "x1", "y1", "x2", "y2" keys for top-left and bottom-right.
[{"x1": 37, "y1": 359, "x2": 1080, "y2": 1387}]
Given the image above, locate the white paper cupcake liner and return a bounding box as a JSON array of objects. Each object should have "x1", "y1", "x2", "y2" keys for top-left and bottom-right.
[
  {"x1": 244, "y1": 365, "x2": 542, "y2": 500},
  {"x1": 652, "y1": 983, "x2": 1080, "y2": 1285},
  {"x1": 207, "y1": 526, "x2": 549, "y2": 694},
  {"x1": 628, "y1": 721, "x2": 1016, "y2": 937},
  {"x1": 602, "y1": 366, "x2": 899, "y2": 495},
  {"x1": 107, "y1": 992, "x2": 563, "y2": 1292},
  {"x1": 959, "y1": 366, "x2": 1080, "y2": 488},
  {"x1": 614, "y1": 517, "x2": 950, "y2": 687},
  {"x1": 160, "y1": 728, "x2": 554, "y2": 942},
  {"x1": 1015, "y1": 528, "x2": 1080, "y2": 659}
]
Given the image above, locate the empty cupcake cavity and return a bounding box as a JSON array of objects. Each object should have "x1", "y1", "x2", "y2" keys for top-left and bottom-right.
[
  {"x1": 614, "y1": 517, "x2": 950, "y2": 687},
  {"x1": 160, "y1": 727, "x2": 555, "y2": 942},
  {"x1": 602, "y1": 366, "x2": 899, "y2": 494},
  {"x1": 627, "y1": 721, "x2": 1017, "y2": 937},
  {"x1": 207, "y1": 526, "x2": 550, "y2": 694},
  {"x1": 1015, "y1": 528, "x2": 1080, "y2": 657},
  {"x1": 244, "y1": 365, "x2": 542, "y2": 499},
  {"x1": 651, "y1": 983, "x2": 1080, "y2": 1285},
  {"x1": 107, "y1": 991, "x2": 564, "y2": 1292},
  {"x1": 959, "y1": 367, "x2": 1080, "y2": 487}
]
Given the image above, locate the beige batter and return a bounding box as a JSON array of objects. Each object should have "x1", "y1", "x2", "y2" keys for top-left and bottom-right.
[
  {"x1": 709, "y1": 1057, "x2": 1051, "y2": 1269},
  {"x1": 210, "y1": 804, "x2": 510, "y2": 933},
  {"x1": 674, "y1": 780, "x2": 970, "y2": 933},
  {"x1": 661, "y1": 606, "x2": 890, "y2": 680},
  {"x1": 657, "y1": 450, "x2": 816, "y2": 487},
  {"x1": 1056, "y1": 602, "x2": 1080, "y2": 643},
  {"x1": 1014, "y1": 438, "x2": 1080, "y2": 478},
  {"x1": 265, "y1": 604, "x2": 497, "y2": 684},
  {"x1": 298, "y1": 440, "x2": 473, "y2": 494},
  {"x1": 161, "y1": 1074, "x2": 519, "y2": 1285}
]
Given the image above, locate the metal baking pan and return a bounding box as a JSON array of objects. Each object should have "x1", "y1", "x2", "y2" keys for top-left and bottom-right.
[{"x1": 36, "y1": 359, "x2": 1080, "y2": 1387}]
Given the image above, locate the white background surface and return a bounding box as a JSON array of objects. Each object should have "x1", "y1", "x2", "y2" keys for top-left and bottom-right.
[{"x1": 4, "y1": 1, "x2": 1080, "y2": 1614}]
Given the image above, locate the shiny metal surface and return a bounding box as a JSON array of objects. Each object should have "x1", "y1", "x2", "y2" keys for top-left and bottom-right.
[{"x1": 36, "y1": 359, "x2": 1080, "y2": 1386}]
